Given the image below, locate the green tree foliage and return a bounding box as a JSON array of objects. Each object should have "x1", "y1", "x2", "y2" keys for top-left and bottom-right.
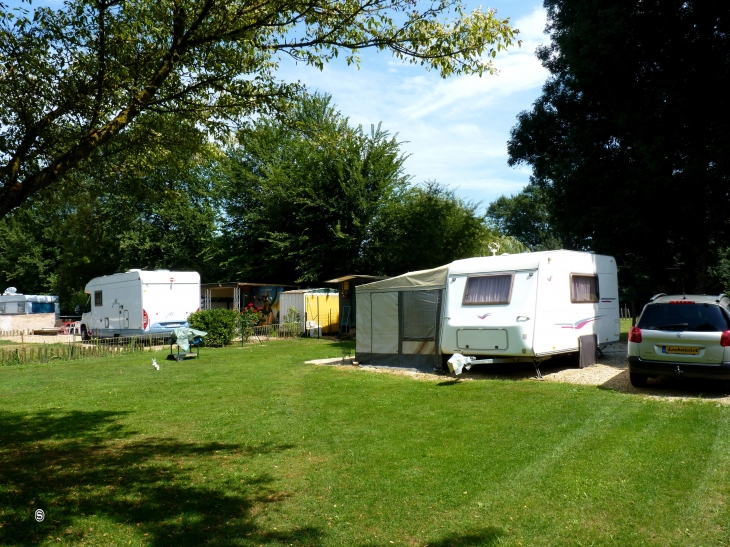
[
  {"x1": 0, "y1": 144, "x2": 220, "y2": 311},
  {"x1": 0, "y1": 206, "x2": 58, "y2": 297},
  {"x1": 507, "y1": 0, "x2": 730, "y2": 297},
  {"x1": 219, "y1": 93, "x2": 411, "y2": 282},
  {"x1": 366, "y1": 181, "x2": 500, "y2": 273},
  {"x1": 0, "y1": 0, "x2": 519, "y2": 218},
  {"x1": 486, "y1": 184, "x2": 561, "y2": 251},
  {"x1": 219, "y1": 95, "x2": 507, "y2": 282}
]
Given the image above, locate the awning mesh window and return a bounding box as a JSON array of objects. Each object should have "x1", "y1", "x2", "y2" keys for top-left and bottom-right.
[{"x1": 402, "y1": 290, "x2": 441, "y2": 340}]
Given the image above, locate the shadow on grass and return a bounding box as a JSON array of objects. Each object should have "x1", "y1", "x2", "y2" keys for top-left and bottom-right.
[
  {"x1": 425, "y1": 527, "x2": 505, "y2": 547},
  {"x1": 356, "y1": 527, "x2": 505, "y2": 547},
  {"x1": 319, "y1": 340, "x2": 356, "y2": 352},
  {"x1": 0, "y1": 410, "x2": 319, "y2": 546}
]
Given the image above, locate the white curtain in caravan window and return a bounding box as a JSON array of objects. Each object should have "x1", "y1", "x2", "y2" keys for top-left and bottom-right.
[
  {"x1": 571, "y1": 275, "x2": 599, "y2": 302},
  {"x1": 463, "y1": 275, "x2": 513, "y2": 304}
]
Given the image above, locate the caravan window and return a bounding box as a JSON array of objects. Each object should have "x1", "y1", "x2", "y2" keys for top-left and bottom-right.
[
  {"x1": 571, "y1": 275, "x2": 599, "y2": 303},
  {"x1": 30, "y1": 302, "x2": 55, "y2": 314},
  {"x1": 463, "y1": 274, "x2": 513, "y2": 305},
  {"x1": 94, "y1": 290, "x2": 103, "y2": 306}
]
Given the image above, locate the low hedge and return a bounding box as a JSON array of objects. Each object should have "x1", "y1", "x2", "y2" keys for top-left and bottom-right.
[{"x1": 187, "y1": 308, "x2": 239, "y2": 347}]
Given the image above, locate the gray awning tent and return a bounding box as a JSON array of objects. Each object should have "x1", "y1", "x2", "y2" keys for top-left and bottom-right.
[{"x1": 355, "y1": 264, "x2": 449, "y2": 371}]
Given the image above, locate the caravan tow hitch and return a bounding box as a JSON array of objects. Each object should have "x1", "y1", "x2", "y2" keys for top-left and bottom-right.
[{"x1": 447, "y1": 354, "x2": 546, "y2": 380}]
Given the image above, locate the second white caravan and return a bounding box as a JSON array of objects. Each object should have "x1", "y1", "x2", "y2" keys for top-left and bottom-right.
[
  {"x1": 81, "y1": 270, "x2": 200, "y2": 338},
  {"x1": 441, "y1": 251, "x2": 620, "y2": 359}
]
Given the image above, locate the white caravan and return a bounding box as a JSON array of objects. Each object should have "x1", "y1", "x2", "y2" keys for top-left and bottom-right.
[
  {"x1": 0, "y1": 288, "x2": 60, "y2": 332},
  {"x1": 0, "y1": 289, "x2": 59, "y2": 318},
  {"x1": 355, "y1": 250, "x2": 620, "y2": 373},
  {"x1": 441, "y1": 251, "x2": 620, "y2": 360},
  {"x1": 80, "y1": 270, "x2": 200, "y2": 338}
]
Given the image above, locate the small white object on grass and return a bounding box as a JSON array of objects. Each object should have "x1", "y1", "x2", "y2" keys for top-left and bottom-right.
[{"x1": 152, "y1": 358, "x2": 160, "y2": 370}]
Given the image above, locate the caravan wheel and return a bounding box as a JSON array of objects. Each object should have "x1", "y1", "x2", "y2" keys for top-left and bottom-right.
[{"x1": 81, "y1": 325, "x2": 90, "y2": 341}]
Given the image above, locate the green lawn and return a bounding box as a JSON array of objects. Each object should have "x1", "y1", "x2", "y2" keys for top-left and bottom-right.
[
  {"x1": 619, "y1": 318, "x2": 632, "y2": 341},
  {"x1": 2, "y1": 339, "x2": 730, "y2": 547}
]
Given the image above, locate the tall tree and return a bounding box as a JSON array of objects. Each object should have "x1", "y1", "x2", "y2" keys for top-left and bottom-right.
[
  {"x1": 220, "y1": 96, "x2": 517, "y2": 283},
  {"x1": 508, "y1": 0, "x2": 730, "y2": 297},
  {"x1": 486, "y1": 184, "x2": 561, "y2": 251},
  {"x1": 0, "y1": 0, "x2": 519, "y2": 218},
  {"x1": 219, "y1": 94, "x2": 410, "y2": 283},
  {"x1": 366, "y1": 181, "x2": 500, "y2": 274}
]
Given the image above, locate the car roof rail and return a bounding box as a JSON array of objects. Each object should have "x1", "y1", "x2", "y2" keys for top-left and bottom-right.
[{"x1": 649, "y1": 293, "x2": 666, "y2": 302}]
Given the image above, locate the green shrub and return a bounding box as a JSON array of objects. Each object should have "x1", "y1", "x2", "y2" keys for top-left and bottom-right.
[
  {"x1": 187, "y1": 308, "x2": 239, "y2": 347},
  {"x1": 283, "y1": 306, "x2": 302, "y2": 337}
]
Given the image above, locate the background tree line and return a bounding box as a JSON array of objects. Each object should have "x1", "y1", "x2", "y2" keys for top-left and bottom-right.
[
  {"x1": 0, "y1": 0, "x2": 520, "y2": 312},
  {"x1": 5, "y1": 0, "x2": 729, "y2": 312},
  {"x1": 0, "y1": 93, "x2": 515, "y2": 312}
]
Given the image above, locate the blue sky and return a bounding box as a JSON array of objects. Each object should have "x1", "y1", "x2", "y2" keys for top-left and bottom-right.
[
  {"x1": 278, "y1": 1, "x2": 550, "y2": 209},
  {"x1": 5, "y1": 0, "x2": 550, "y2": 209}
]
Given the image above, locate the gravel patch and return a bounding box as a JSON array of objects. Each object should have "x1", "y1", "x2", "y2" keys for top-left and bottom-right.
[{"x1": 306, "y1": 343, "x2": 730, "y2": 404}]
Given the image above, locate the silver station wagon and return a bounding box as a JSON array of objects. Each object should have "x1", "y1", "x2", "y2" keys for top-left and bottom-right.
[{"x1": 627, "y1": 294, "x2": 730, "y2": 387}]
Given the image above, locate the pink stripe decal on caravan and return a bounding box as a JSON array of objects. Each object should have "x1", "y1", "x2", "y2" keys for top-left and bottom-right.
[{"x1": 556, "y1": 316, "x2": 605, "y2": 329}]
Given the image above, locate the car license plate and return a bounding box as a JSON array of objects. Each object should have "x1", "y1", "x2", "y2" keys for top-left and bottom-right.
[{"x1": 662, "y1": 346, "x2": 700, "y2": 355}]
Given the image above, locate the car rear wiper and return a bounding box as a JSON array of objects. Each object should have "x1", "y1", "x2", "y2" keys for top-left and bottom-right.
[{"x1": 655, "y1": 323, "x2": 689, "y2": 330}]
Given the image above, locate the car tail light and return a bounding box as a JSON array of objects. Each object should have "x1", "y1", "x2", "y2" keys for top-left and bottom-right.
[
  {"x1": 721, "y1": 331, "x2": 730, "y2": 347},
  {"x1": 628, "y1": 326, "x2": 642, "y2": 343},
  {"x1": 669, "y1": 300, "x2": 695, "y2": 304}
]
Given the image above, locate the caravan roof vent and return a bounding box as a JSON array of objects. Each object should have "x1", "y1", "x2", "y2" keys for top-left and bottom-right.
[
  {"x1": 128, "y1": 269, "x2": 142, "y2": 273},
  {"x1": 2, "y1": 287, "x2": 19, "y2": 295}
]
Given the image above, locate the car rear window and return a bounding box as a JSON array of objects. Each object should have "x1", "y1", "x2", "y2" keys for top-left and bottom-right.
[{"x1": 637, "y1": 303, "x2": 730, "y2": 332}]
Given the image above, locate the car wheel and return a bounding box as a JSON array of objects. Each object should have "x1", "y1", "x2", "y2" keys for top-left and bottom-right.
[{"x1": 629, "y1": 372, "x2": 648, "y2": 387}]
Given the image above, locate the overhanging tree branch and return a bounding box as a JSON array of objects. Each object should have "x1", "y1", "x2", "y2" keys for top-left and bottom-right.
[{"x1": 0, "y1": 0, "x2": 519, "y2": 219}]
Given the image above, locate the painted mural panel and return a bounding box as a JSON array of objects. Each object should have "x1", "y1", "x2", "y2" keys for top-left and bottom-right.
[{"x1": 248, "y1": 286, "x2": 285, "y2": 324}]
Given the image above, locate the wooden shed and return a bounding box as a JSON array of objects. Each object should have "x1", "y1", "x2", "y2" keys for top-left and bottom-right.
[{"x1": 323, "y1": 275, "x2": 388, "y2": 335}]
